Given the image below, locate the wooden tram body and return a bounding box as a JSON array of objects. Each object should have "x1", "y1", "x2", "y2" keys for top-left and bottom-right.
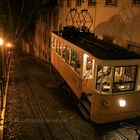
[{"x1": 50, "y1": 26, "x2": 140, "y2": 123}]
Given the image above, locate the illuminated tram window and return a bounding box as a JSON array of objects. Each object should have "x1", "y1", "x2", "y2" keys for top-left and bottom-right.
[
  {"x1": 113, "y1": 66, "x2": 137, "y2": 93},
  {"x1": 83, "y1": 54, "x2": 93, "y2": 78},
  {"x1": 51, "y1": 37, "x2": 56, "y2": 49},
  {"x1": 96, "y1": 65, "x2": 111, "y2": 93},
  {"x1": 62, "y1": 46, "x2": 70, "y2": 64},
  {"x1": 71, "y1": 50, "x2": 77, "y2": 68},
  {"x1": 70, "y1": 50, "x2": 82, "y2": 74}
]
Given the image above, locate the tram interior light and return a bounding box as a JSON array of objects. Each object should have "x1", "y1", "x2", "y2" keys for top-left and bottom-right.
[
  {"x1": 83, "y1": 54, "x2": 89, "y2": 61},
  {"x1": 119, "y1": 99, "x2": 126, "y2": 107}
]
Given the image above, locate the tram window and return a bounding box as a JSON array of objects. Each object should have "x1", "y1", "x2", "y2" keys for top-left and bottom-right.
[
  {"x1": 70, "y1": 50, "x2": 77, "y2": 68},
  {"x1": 56, "y1": 41, "x2": 62, "y2": 56},
  {"x1": 62, "y1": 46, "x2": 66, "y2": 59},
  {"x1": 83, "y1": 54, "x2": 93, "y2": 78},
  {"x1": 58, "y1": 43, "x2": 62, "y2": 56},
  {"x1": 75, "y1": 54, "x2": 82, "y2": 74},
  {"x1": 62, "y1": 46, "x2": 70, "y2": 64},
  {"x1": 137, "y1": 69, "x2": 140, "y2": 90},
  {"x1": 51, "y1": 37, "x2": 56, "y2": 49},
  {"x1": 113, "y1": 66, "x2": 137, "y2": 93},
  {"x1": 96, "y1": 65, "x2": 111, "y2": 93},
  {"x1": 70, "y1": 50, "x2": 81, "y2": 74}
]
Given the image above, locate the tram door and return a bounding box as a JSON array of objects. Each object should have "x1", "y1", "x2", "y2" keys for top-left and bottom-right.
[{"x1": 82, "y1": 54, "x2": 94, "y2": 93}]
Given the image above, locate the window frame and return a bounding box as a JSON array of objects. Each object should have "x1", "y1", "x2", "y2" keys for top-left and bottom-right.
[
  {"x1": 96, "y1": 65, "x2": 112, "y2": 93},
  {"x1": 88, "y1": 0, "x2": 96, "y2": 6},
  {"x1": 127, "y1": 43, "x2": 140, "y2": 54},
  {"x1": 112, "y1": 65, "x2": 138, "y2": 93},
  {"x1": 106, "y1": 0, "x2": 117, "y2": 6},
  {"x1": 133, "y1": 0, "x2": 140, "y2": 4},
  {"x1": 59, "y1": 0, "x2": 64, "y2": 7},
  {"x1": 76, "y1": 0, "x2": 82, "y2": 6},
  {"x1": 103, "y1": 35, "x2": 114, "y2": 44},
  {"x1": 67, "y1": 0, "x2": 71, "y2": 7}
]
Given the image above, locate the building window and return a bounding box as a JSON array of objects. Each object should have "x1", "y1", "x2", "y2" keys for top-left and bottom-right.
[
  {"x1": 88, "y1": 0, "x2": 96, "y2": 6},
  {"x1": 76, "y1": 0, "x2": 82, "y2": 6},
  {"x1": 133, "y1": 0, "x2": 140, "y2": 4},
  {"x1": 128, "y1": 43, "x2": 140, "y2": 54},
  {"x1": 103, "y1": 36, "x2": 113, "y2": 44},
  {"x1": 106, "y1": 0, "x2": 117, "y2": 5},
  {"x1": 67, "y1": 0, "x2": 71, "y2": 7},
  {"x1": 59, "y1": 0, "x2": 64, "y2": 7}
]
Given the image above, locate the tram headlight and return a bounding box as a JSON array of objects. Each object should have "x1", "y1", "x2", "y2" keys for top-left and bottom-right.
[{"x1": 118, "y1": 99, "x2": 126, "y2": 107}]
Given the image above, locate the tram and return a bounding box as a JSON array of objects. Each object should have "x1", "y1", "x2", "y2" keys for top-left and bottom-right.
[{"x1": 50, "y1": 26, "x2": 140, "y2": 123}]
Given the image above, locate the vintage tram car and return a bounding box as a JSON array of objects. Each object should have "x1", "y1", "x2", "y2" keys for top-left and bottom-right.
[{"x1": 50, "y1": 26, "x2": 140, "y2": 123}]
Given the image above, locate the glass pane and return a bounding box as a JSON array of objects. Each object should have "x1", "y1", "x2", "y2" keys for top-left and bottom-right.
[
  {"x1": 75, "y1": 54, "x2": 82, "y2": 74},
  {"x1": 106, "y1": 0, "x2": 116, "y2": 4},
  {"x1": 88, "y1": 0, "x2": 96, "y2": 5},
  {"x1": 113, "y1": 82, "x2": 135, "y2": 93},
  {"x1": 96, "y1": 65, "x2": 111, "y2": 93},
  {"x1": 113, "y1": 66, "x2": 137, "y2": 93},
  {"x1": 70, "y1": 50, "x2": 77, "y2": 68},
  {"x1": 62, "y1": 46, "x2": 66, "y2": 59},
  {"x1": 83, "y1": 54, "x2": 93, "y2": 78},
  {"x1": 65, "y1": 47, "x2": 70, "y2": 64},
  {"x1": 51, "y1": 37, "x2": 55, "y2": 49},
  {"x1": 56, "y1": 41, "x2": 59, "y2": 53},
  {"x1": 58, "y1": 44, "x2": 62, "y2": 56}
]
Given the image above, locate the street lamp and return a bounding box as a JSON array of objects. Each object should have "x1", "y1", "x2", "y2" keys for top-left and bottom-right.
[
  {"x1": 6, "y1": 43, "x2": 12, "y2": 47},
  {"x1": 0, "y1": 38, "x2": 3, "y2": 46},
  {"x1": 0, "y1": 37, "x2": 4, "y2": 76},
  {"x1": 0, "y1": 37, "x2": 4, "y2": 111}
]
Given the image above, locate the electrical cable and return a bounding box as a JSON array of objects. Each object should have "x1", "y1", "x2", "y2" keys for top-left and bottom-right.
[
  {"x1": 14, "y1": 0, "x2": 40, "y2": 43},
  {"x1": 14, "y1": 0, "x2": 25, "y2": 41},
  {"x1": 7, "y1": 1, "x2": 14, "y2": 38}
]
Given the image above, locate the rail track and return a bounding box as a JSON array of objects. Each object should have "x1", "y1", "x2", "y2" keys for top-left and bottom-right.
[
  {"x1": 20, "y1": 55, "x2": 78, "y2": 140},
  {"x1": 22, "y1": 54, "x2": 140, "y2": 140}
]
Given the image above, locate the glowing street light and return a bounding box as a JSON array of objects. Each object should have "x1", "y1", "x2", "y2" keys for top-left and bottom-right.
[
  {"x1": 6, "y1": 43, "x2": 12, "y2": 48},
  {"x1": 0, "y1": 38, "x2": 3, "y2": 46}
]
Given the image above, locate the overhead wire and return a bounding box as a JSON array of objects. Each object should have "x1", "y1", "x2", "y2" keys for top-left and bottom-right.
[
  {"x1": 14, "y1": 0, "x2": 41, "y2": 43},
  {"x1": 7, "y1": 1, "x2": 14, "y2": 38},
  {"x1": 14, "y1": 0, "x2": 25, "y2": 41}
]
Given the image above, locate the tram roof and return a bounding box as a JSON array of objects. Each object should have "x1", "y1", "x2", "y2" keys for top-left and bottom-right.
[{"x1": 52, "y1": 29, "x2": 140, "y2": 60}]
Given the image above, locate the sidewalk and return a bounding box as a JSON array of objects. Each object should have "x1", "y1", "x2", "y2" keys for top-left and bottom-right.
[{"x1": 0, "y1": 51, "x2": 12, "y2": 140}]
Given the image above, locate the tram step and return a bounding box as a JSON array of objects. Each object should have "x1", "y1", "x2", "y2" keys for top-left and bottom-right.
[
  {"x1": 77, "y1": 103, "x2": 90, "y2": 120},
  {"x1": 81, "y1": 100, "x2": 91, "y2": 112}
]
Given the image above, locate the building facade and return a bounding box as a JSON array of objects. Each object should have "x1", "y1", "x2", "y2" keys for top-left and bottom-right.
[
  {"x1": 33, "y1": 1, "x2": 58, "y2": 61},
  {"x1": 32, "y1": 0, "x2": 140, "y2": 61},
  {"x1": 58, "y1": 0, "x2": 140, "y2": 52}
]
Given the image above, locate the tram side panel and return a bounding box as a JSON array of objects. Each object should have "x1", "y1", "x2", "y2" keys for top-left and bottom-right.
[
  {"x1": 90, "y1": 91, "x2": 139, "y2": 123},
  {"x1": 81, "y1": 78, "x2": 92, "y2": 94},
  {"x1": 51, "y1": 50, "x2": 82, "y2": 98}
]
